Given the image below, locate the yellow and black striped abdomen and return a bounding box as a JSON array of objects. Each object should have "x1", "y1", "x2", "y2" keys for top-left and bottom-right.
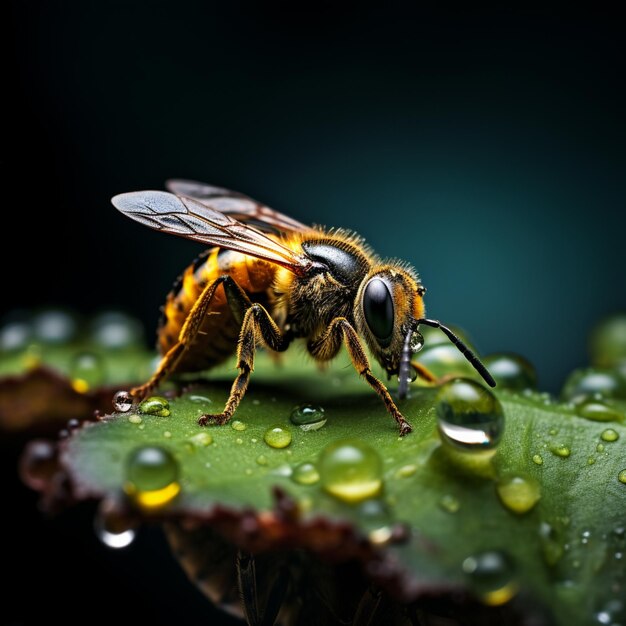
[{"x1": 157, "y1": 248, "x2": 277, "y2": 373}]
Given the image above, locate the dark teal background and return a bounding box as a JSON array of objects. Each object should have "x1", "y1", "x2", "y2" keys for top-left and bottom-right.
[{"x1": 5, "y1": 6, "x2": 626, "y2": 624}]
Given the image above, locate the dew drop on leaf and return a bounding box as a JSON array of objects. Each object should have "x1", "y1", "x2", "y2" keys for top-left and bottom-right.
[
  {"x1": 496, "y1": 475, "x2": 541, "y2": 514},
  {"x1": 482, "y1": 353, "x2": 537, "y2": 391},
  {"x1": 291, "y1": 462, "x2": 320, "y2": 485},
  {"x1": 70, "y1": 352, "x2": 105, "y2": 393},
  {"x1": 113, "y1": 390, "x2": 133, "y2": 413},
  {"x1": 124, "y1": 446, "x2": 180, "y2": 510},
  {"x1": 600, "y1": 428, "x2": 619, "y2": 443},
  {"x1": 462, "y1": 550, "x2": 518, "y2": 606},
  {"x1": 263, "y1": 426, "x2": 292, "y2": 449},
  {"x1": 139, "y1": 396, "x2": 170, "y2": 417},
  {"x1": 290, "y1": 404, "x2": 327, "y2": 431}
]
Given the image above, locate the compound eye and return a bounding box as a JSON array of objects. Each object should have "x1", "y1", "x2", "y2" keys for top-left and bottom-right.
[{"x1": 363, "y1": 278, "x2": 394, "y2": 344}]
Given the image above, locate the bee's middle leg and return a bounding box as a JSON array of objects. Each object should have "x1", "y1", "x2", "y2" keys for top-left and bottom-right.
[{"x1": 198, "y1": 278, "x2": 291, "y2": 427}]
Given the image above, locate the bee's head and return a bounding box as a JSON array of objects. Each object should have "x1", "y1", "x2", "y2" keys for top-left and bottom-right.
[
  {"x1": 356, "y1": 266, "x2": 426, "y2": 378},
  {"x1": 356, "y1": 266, "x2": 495, "y2": 398}
]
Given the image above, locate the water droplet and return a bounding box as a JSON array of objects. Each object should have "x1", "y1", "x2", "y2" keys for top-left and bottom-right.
[
  {"x1": 577, "y1": 401, "x2": 624, "y2": 423},
  {"x1": 597, "y1": 443, "x2": 605, "y2": 453},
  {"x1": 252, "y1": 399, "x2": 261, "y2": 406},
  {"x1": 395, "y1": 464, "x2": 418, "y2": 479},
  {"x1": 94, "y1": 511, "x2": 136, "y2": 549},
  {"x1": 588, "y1": 456, "x2": 596, "y2": 465},
  {"x1": 231, "y1": 420, "x2": 247, "y2": 431},
  {"x1": 290, "y1": 404, "x2": 327, "y2": 431},
  {"x1": 318, "y1": 439, "x2": 383, "y2": 503},
  {"x1": 601, "y1": 428, "x2": 619, "y2": 442},
  {"x1": 235, "y1": 437, "x2": 243, "y2": 445},
  {"x1": 70, "y1": 352, "x2": 105, "y2": 393},
  {"x1": 128, "y1": 415, "x2": 142, "y2": 425},
  {"x1": 550, "y1": 444, "x2": 571, "y2": 458},
  {"x1": 496, "y1": 475, "x2": 541, "y2": 514},
  {"x1": 482, "y1": 353, "x2": 537, "y2": 391},
  {"x1": 532, "y1": 454, "x2": 544, "y2": 465},
  {"x1": 416, "y1": 344, "x2": 478, "y2": 380},
  {"x1": 263, "y1": 426, "x2": 292, "y2": 449},
  {"x1": 435, "y1": 379, "x2": 504, "y2": 451},
  {"x1": 561, "y1": 367, "x2": 626, "y2": 403},
  {"x1": 581, "y1": 529, "x2": 591, "y2": 545},
  {"x1": 256, "y1": 454, "x2": 268, "y2": 466},
  {"x1": 292, "y1": 462, "x2": 320, "y2": 485},
  {"x1": 0, "y1": 320, "x2": 33, "y2": 352},
  {"x1": 462, "y1": 551, "x2": 518, "y2": 606},
  {"x1": 19, "y1": 439, "x2": 57, "y2": 491},
  {"x1": 33, "y1": 309, "x2": 78, "y2": 345},
  {"x1": 589, "y1": 314, "x2": 626, "y2": 368},
  {"x1": 189, "y1": 432, "x2": 213, "y2": 447},
  {"x1": 139, "y1": 396, "x2": 170, "y2": 417},
  {"x1": 189, "y1": 394, "x2": 211, "y2": 404},
  {"x1": 124, "y1": 446, "x2": 180, "y2": 509},
  {"x1": 593, "y1": 598, "x2": 625, "y2": 626},
  {"x1": 90, "y1": 311, "x2": 144, "y2": 349},
  {"x1": 244, "y1": 468, "x2": 253, "y2": 476},
  {"x1": 410, "y1": 330, "x2": 424, "y2": 353},
  {"x1": 618, "y1": 470, "x2": 626, "y2": 484},
  {"x1": 113, "y1": 390, "x2": 133, "y2": 412},
  {"x1": 368, "y1": 526, "x2": 394, "y2": 545},
  {"x1": 539, "y1": 522, "x2": 564, "y2": 565},
  {"x1": 163, "y1": 431, "x2": 172, "y2": 438},
  {"x1": 439, "y1": 494, "x2": 460, "y2": 513}
]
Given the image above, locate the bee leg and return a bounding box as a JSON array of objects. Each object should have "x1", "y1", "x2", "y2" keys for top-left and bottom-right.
[
  {"x1": 410, "y1": 361, "x2": 437, "y2": 383},
  {"x1": 309, "y1": 317, "x2": 413, "y2": 436},
  {"x1": 198, "y1": 280, "x2": 291, "y2": 427}
]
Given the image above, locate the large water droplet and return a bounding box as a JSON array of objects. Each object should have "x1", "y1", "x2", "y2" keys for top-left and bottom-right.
[
  {"x1": 561, "y1": 368, "x2": 626, "y2": 403},
  {"x1": 94, "y1": 507, "x2": 136, "y2": 549},
  {"x1": 90, "y1": 311, "x2": 144, "y2": 349},
  {"x1": 435, "y1": 379, "x2": 504, "y2": 452},
  {"x1": 290, "y1": 404, "x2": 327, "y2": 431},
  {"x1": 577, "y1": 401, "x2": 624, "y2": 423},
  {"x1": 33, "y1": 309, "x2": 78, "y2": 345},
  {"x1": 70, "y1": 352, "x2": 105, "y2": 393},
  {"x1": 318, "y1": 439, "x2": 383, "y2": 503},
  {"x1": 550, "y1": 444, "x2": 571, "y2": 458},
  {"x1": 496, "y1": 475, "x2": 541, "y2": 514},
  {"x1": 113, "y1": 390, "x2": 133, "y2": 412},
  {"x1": 482, "y1": 353, "x2": 537, "y2": 391},
  {"x1": 601, "y1": 428, "x2": 619, "y2": 442},
  {"x1": 416, "y1": 344, "x2": 478, "y2": 380},
  {"x1": 409, "y1": 330, "x2": 424, "y2": 353},
  {"x1": 590, "y1": 314, "x2": 626, "y2": 368},
  {"x1": 138, "y1": 396, "x2": 170, "y2": 417},
  {"x1": 292, "y1": 462, "x2": 320, "y2": 485},
  {"x1": 263, "y1": 426, "x2": 292, "y2": 449},
  {"x1": 462, "y1": 550, "x2": 518, "y2": 606},
  {"x1": 125, "y1": 446, "x2": 180, "y2": 509}
]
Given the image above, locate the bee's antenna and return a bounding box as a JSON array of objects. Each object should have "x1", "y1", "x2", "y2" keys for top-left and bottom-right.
[{"x1": 416, "y1": 318, "x2": 496, "y2": 388}]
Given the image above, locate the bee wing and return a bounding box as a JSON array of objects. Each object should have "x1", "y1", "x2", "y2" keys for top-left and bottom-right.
[
  {"x1": 112, "y1": 191, "x2": 313, "y2": 275},
  {"x1": 166, "y1": 178, "x2": 311, "y2": 234}
]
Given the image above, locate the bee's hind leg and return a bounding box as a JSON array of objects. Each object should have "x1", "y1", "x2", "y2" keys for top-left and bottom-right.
[{"x1": 198, "y1": 279, "x2": 291, "y2": 427}]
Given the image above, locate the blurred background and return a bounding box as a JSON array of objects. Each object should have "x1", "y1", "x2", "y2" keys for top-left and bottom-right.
[{"x1": 6, "y1": 3, "x2": 626, "y2": 625}]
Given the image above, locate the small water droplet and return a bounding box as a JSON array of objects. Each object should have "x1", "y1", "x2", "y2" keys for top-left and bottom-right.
[
  {"x1": 483, "y1": 353, "x2": 537, "y2": 391},
  {"x1": 189, "y1": 394, "x2": 211, "y2": 404},
  {"x1": 138, "y1": 424, "x2": 145, "y2": 430},
  {"x1": 33, "y1": 309, "x2": 78, "y2": 345},
  {"x1": 290, "y1": 404, "x2": 327, "y2": 431},
  {"x1": 19, "y1": 440, "x2": 57, "y2": 491},
  {"x1": 292, "y1": 462, "x2": 320, "y2": 485},
  {"x1": 577, "y1": 401, "x2": 624, "y2": 423},
  {"x1": 618, "y1": 470, "x2": 626, "y2": 484},
  {"x1": 462, "y1": 551, "x2": 518, "y2": 606},
  {"x1": 94, "y1": 509, "x2": 136, "y2": 549},
  {"x1": 395, "y1": 464, "x2": 418, "y2": 479},
  {"x1": 532, "y1": 454, "x2": 544, "y2": 465},
  {"x1": 231, "y1": 420, "x2": 247, "y2": 431},
  {"x1": 251, "y1": 438, "x2": 258, "y2": 443},
  {"x1": 90, "y1": 311, "x2": 144, "y2": 349},
  {"x1": 252, "y1": 399, "x2": 261, "y2": 406},
  {"x1": 550, "y1": 444, "x2": 571, "y2": 458},
  {"x1": 587, "y1": 456, "x2": 596, "y2": 465},
  {"x1": 256, "y1": 454, "x2": 268, "y2": 466},
  {"x1": 581, "y1": 529, "x2": 591, "y2": 545},
  {"x1": 189, "y1": 432, "x2": 213, "y2": 447},
  {"x1": 435, "y1": 379, "x2": 504, "y2": 452},
  {"x1": 263, "y1": 426, "x2": 292, "y2": 449},
  {"x1": 318, "y1": 439, "x2": 383, "y2": 503},
  {"x1": 128, "y1": 415, "x2": 142, "y2": 425},
  {"x1": 368, "y1": 526, "x2": 394, "y2": 545},
  {"x1": 549, "y1": 428, "x2": 558, "y2": 436},
  {"x1": 70, "y1": 352, "x2": 105, "y2": 393},
  {"x1": 439, "y1": 494, "x2": 460, "y2": 513},
  {"x1": 163, "y1": 431, "x2": 172, "y2": 438},
  {"x1": 244, "y1": 468, "x2": 253, "y2": 476},
  {"x1": 139, "y1": 396, "x2": 170, "y2": 417},
  {"x1": 601, "y1": 428, "x2": 619, "y2": 442},
  {"x1": 113, "y1": 390, "x2": 133, "y2": 412},
  {"x1": 597, "y1": 443, "x2": 605, "y2": 452},
  {"x1": 496, "y1": 475, "x2": 541, "y2": 514},
  {"x1": 124, "y1": 446, "x2": 180, "y2": 509},
  {"x1": 235, "y1": 437, "x2": 243, "y2": 445},
  {"x1": 410, "y1": 330, "x2": 424, "y2": 353}
]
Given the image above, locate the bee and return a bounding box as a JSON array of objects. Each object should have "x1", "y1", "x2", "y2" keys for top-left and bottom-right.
[{"x1": 112, "y1": 179, "x2": 494, "y2": 436}]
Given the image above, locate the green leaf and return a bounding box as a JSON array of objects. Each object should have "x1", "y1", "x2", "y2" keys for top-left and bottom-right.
[{"x1": 59, "y1": 351, "x2": 626, "y2": 626}]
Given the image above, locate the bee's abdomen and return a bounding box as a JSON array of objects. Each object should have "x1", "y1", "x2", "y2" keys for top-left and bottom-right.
[{"x1": 157, "y1": 248, "x2": 276, "y2": 372}]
